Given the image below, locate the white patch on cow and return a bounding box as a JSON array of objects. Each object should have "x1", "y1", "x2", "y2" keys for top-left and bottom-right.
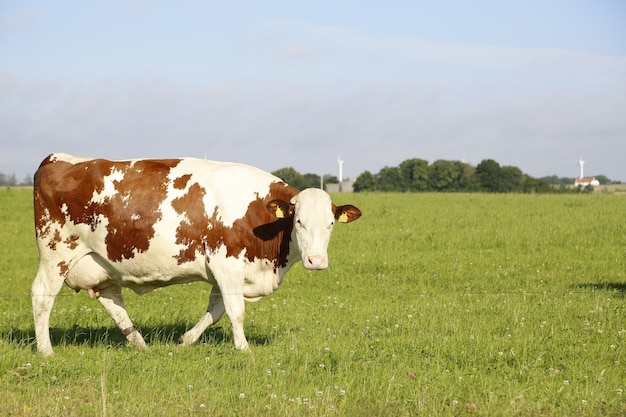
[
  {"x1": 91, "y1": 168, "x2": 125, "y2": 204},
  {"x1": 50, "y1": 153, "x2": 94, "y2": 164},
  {"x1": 173, "y1": 159, "x2": 279, "y2": 227}
]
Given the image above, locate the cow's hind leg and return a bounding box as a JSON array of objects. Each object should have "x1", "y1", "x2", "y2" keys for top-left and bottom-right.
[
  {"x1": 178, "y1": 286, "x2": 225, "y2": 347},
  {"x1": 96, "y1": 286, "x2": 147, "y2": 350},
  {"x1": 31, "y1": 265, "x2": 65, "y2": 356}
]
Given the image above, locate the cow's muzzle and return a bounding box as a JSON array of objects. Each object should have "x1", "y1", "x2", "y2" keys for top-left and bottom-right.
[{"x1": 303, "y1": 255, "x2": 328, "y2": 270}]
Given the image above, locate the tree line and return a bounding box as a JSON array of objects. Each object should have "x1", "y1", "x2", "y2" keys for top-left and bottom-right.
[
  {"x1": 352, "y1": 158, "x2": 556, "y2": 193},
  {"x1": 0, "y1": 173, "x2": 33, "y2": 186},
  {"x1": 273, "y1": 158, "x2": 617, "y2": 193}
]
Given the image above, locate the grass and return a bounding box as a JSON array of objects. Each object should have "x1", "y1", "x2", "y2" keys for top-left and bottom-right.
[{"x1": 1, "y1": 187, "x2": 625, "y2": 416}]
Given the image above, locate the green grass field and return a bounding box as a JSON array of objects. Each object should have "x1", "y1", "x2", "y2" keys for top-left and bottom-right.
[{"x1": 1, "y1": 187, "x2": 624, "y2": 416}]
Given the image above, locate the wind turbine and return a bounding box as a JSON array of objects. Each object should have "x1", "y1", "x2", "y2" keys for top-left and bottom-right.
[
  {"x1": 338, "y1": 155, "x2": 344, "y2": 183},
  {"x1": 579, "y1": 156, "x2": 585, "y2": 179}
]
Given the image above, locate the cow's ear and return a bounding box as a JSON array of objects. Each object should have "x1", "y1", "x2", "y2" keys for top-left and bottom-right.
[
  {"x1": 333, "y1": 204, "x2": 362, "y2": 223},
  {"x1": 267, "y1": 200, "x2": 292, "y2": 219}
]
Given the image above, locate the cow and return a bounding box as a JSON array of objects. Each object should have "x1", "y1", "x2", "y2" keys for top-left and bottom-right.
[{"x1": 30, "y1": 153, "x2": 361, "y2": 356}]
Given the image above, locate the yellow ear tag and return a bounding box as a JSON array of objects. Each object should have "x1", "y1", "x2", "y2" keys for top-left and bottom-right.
[
  {"x1": 275, "y1": 206, "x2": 284, "y2": 218},
  {"x1": 338, "y1": 212, "x2": 348, "y2": 223}
]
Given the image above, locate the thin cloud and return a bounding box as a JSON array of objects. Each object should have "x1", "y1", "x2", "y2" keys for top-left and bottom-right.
[
  {"x1": 273, "y1": 44, "x2": 316, "y2": 61},
  {"x1": 0, "y1": 6, "x2": 42, "y2": 30}
]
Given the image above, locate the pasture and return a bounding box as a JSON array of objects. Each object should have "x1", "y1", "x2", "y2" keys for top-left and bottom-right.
[{"x1": 1, "y1": 187, "x2": 624, "y2": 416}]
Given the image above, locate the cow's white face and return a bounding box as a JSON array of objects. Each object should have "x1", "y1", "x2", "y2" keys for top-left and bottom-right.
[
  {"x1": 278, "y1": 188, "x2": 361, "y2": 270},
  {"x1": 291, "y1": 189, "x2": 336, "y2": 270}
]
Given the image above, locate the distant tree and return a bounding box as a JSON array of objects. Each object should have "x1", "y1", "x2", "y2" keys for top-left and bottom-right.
[
  {"x1": 475, "y1": 159, "x2": 503, "y2": 192},
  {"x1": 595, "y1": 175, "x2": 610, "y2": 185},
  {"x1": 454, "y1": 161, "x2": 478, "y2": 191},
  {"x1": 22, "y1": 174, "x2": 33, "y2": 186},
  {"x1": 521, "y1": 174, "x2": 552, "y2": 193},
  {"x1": 428, "y1": 159, "x2": 461, "y2": 191},
  {"x1": 323, "y1": 174, "x2": 339, "y2": 184},
  {"x1": 271, "y1": 167, "x2": 308, "y2": 190},
  {"x1": 399, "y1": 158, "x2": 429, "y2": 191},
  {"x1": 353, "y1": 171, "x2": 376, "y2": 192},
  {"x1": 377, "y1": 166, "x2": 403, "y2": 191},
  {"x1": 4, "y1": 173, "x2": 18, "y2": 186},
  {"x1": 500, "y1": 165, "x2": 523, "y2": 192},
  {"x1": 303, "y1": 173, "x2": 321, "y2": 189}
]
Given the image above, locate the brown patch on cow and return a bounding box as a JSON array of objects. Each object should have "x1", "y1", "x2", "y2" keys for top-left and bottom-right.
[
  {"x1": 171, "y1": 183, "x2": 211, "y2": 264},
  {"x1": 34, "y1": 156, "x2": 180, "y2": 262},
  {"x1": 57, "y1": 261, "x2": 69, "y2": 276},
  {"x1": 170, "y1": 180, "x2": 298, "y2": 268},
  {"x1": 47, "y1": 229, "x2": 62, "y2": 250},
  {"x1": 173, "y1": 174, "x2": 192, "y2": 190},
  {"x1": 204, "y1": 182, "x2": 299, "y2": 268},
  {"x1": 64, "y1": 234, "x2": 80, "y2": 250}
]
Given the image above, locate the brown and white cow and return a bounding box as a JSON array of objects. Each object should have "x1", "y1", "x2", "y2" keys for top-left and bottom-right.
[{"x1": 31, "y1": 153, "x2": 361, "y2": 356}]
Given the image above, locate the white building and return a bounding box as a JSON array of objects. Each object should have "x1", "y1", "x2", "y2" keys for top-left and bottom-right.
[{"x1": 575, "y1": 157, "x2": 600, "y2": 187}]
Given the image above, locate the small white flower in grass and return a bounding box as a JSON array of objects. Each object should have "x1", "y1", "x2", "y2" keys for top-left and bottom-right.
[
  {"x1": 563, "y1": 380, "x2": 569, "y2": 385},
  {"x1": 581, "y1": 400, "x2": 587, "y2": 405},
  {"x1": 317, "y1": 391, "x2": 323, "y2": 397},
  {"x1": 239, "y1": 393, "x2": 245, "y2": 399},
  {"x1": 199, "y1": 404, "x2": 205, "y2": 408},
  {"x1": 168, "y1": 352, "x2": 173, "y2": 357},
  {"x1": 340, "y1": 390, "x2": 346, "y2": 396},
  {"x1": 617, "y1": 388, "x2": 623, "y2": 395},
  {"x1": 319, "y1": 363, "x2": 325, "y2": 369}
]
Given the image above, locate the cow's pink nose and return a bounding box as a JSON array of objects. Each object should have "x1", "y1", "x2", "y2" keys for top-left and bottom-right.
[{"x1": 304, "y1": 255, "x2": 328, "y2": 270}]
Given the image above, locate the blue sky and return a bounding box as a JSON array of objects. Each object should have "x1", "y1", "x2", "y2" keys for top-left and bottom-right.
[{"x1": 1, "y1": 1, "x2": 625, "y2": 182}]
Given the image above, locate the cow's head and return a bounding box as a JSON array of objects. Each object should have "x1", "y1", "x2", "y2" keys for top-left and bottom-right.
[{"x1": 267, "y1": 188, "x2": 361, "y2": 270}]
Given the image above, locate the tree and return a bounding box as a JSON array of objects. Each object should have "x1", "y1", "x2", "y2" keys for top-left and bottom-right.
[
  {"x1": 376, "y1": 166, "x2": 403, "y2": 191},
  {"x1": 399, "y1": 158, "x2": 429, "y2": 191},
  {"x1": 500, "y1": 166, "x2": 523, "y2": 192},
  {"x1": 354, "y1": 171, "x2": 376, "y2": 192},
  {"x1": 595, "y1": 175, "x2": 610, "y2": 185},
  {"x1": 303, "y1": 173, "x2": 321, "y2": 189},
  {"x1": 271, "y1": 167, "x2": 308, "y2": 190},
  {"x1": 454, "y1": 161, "x2": 478, "y2": 191},
  {"x1": 428, "y1": 159, "x2": 461, "y2": 191},
  {"x1": 475, "y1": 159, "x2": 504, "y2": 192}
]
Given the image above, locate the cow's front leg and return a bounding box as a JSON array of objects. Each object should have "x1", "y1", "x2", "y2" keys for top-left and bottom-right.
[
  {"x1": 221, "y1": 287, "x2": 249, "y2": 351},
  {"x1": 96, "y1": 285, "x2": 147, "y2": 350},
  {"x1": 178, "y1": 286, "x2": 225, "y2": 347}
]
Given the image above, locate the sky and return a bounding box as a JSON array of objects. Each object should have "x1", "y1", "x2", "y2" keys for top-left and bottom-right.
[{"x1": 1, "y1": 1, "x2": 625, "y2": 182}]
